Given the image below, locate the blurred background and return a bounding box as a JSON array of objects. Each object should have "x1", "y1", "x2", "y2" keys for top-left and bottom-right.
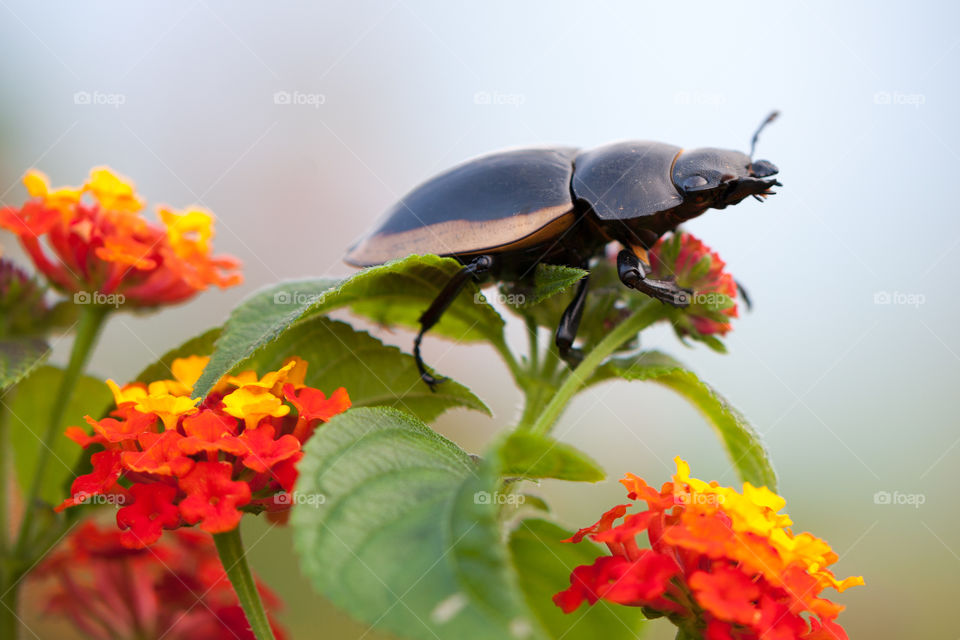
[{"x1": 1, "y1": 1, "x2": 956, "y2": 637}]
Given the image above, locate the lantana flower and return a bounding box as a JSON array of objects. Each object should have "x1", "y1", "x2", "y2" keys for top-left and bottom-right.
[
  {"x1": 554, "y1": 458, "x2": 863, "y2": 640},
  {"x1": 649, "y1": 232, "x2": 739, "y2": 346},
  {"x1": 32, "y1": 521, "x2": 287, "y2": 639},
  {"x1": 0, "y1": 167, "x2": 242, "y2": 308},
  {"x1": 58, "y1": 355, "x2": 351, "y2": 548}
]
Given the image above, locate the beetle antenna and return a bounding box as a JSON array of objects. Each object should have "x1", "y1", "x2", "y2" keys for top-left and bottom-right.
[{"x1": 749, "y1": 110, "x2": 780, "y2": 159}]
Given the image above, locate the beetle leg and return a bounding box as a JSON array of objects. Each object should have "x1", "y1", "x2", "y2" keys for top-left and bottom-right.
[
  {"x1": 735, "y1": 279, "x2": 753, "y2": 311},
  {"x1": 414, "y1": 255, "x2": 494, "y2": 390},
  {"x1": 555, "y1": 273, "x2": 590, "y2": 368},
  {"x1": 617, "y1": 249, "x2": 691, "y2": 308}
]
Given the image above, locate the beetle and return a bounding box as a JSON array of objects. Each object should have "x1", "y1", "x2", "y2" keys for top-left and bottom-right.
[{"x1": 346, "y1": 113, "x2": 781, "y2": 388}]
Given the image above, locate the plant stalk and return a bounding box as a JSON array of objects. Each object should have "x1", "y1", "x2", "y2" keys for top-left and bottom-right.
[
  {"x1": 213, "y1": 527, "x2": 276, "y2": 640},
  {"x1": 15, "y1": 304, "x2": 108, "y2": 558},
  {"x1": 526, "y1": 303, "x2": 663, "y2": 436}
]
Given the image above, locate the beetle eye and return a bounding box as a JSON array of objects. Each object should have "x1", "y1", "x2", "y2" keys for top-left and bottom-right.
[{"x1": 681, "y1": 175, "x2": 709, "y2": 191}]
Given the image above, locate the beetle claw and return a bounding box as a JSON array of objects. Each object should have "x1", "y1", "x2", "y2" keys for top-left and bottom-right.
[{"x1": 419, "y1": 370, "x2": 447, "y2": 392}]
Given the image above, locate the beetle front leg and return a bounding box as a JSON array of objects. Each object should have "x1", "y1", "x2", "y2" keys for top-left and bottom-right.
[
  {"x1": 414, "y1": 254, "x2": 495, "y2": 390},
  {"x1": 617, "y1": 249, "x2": 691, "y2": 307}
]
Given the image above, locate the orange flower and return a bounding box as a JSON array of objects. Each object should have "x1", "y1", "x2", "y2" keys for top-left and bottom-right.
[
  {"x1": 0, "y1": 167, "x2": 242, "y2": 308},
  {"x1": 58, "y1": 356, "x2": 351, "y2": 547},
  {"x1": 554, "y1": 458, "x2": 863, "y2": 640}
]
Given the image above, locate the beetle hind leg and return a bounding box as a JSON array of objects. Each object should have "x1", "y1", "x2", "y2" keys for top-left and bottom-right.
[
  {"x1": 414, "y1": 255, "x2": 494, "y2": 390},
  {"x1": 617, "y1": 249, "x2": 691, "y2": 307}
]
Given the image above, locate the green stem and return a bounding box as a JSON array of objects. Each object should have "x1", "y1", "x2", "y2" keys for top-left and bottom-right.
[
  {"x1": 0, "y1": 402, "x2": 14, "y2": 640},
  {"x1": 0, "y1": 584, "x2": 18, "y2": 640},
  {"x1": 524, "y1": 316, "x2": 539, "y2": 373},
  {"x1": 214, "y1": 528, "x2": 276, "y2": 640},
  {"x1": 491, "y1": 336, "x2": 525, "y2": 392},
  {"x1": 15, "y1": 304, "x2": 108, "y2": 557},
  {"x1": 0, "y1": 402, "x2": 10, "y2": 560},
  {"x1": 527, "y1": 303, "x2": 663, "y2": 436}
]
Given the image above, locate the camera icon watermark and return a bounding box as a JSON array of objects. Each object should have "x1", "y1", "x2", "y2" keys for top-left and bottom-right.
[
  {"x1": 73, "y1": 90, "x2": 126, "y2": 109},
  {"x1": 273, "y1": 491, "x2": 326, "y2": 507},
  {"x1": 873, "y1": 290, "x2": 925, "y2": 308},
  {"x1": 273, "y1": 90, "x2": 325, "y2": 108},
  {"x1": 74, "y1": 291, "x2": 125, "y2": 308},
  {"x1": 473, "y1": 491, "x2": 525, "y2": 506},
  {"x1": 873, "y1": 490, "x2": 925, "y2": 508},
  {"x1": 473, "y1": 90, "x2": 526, "y2": 107},
  {"x1": 273, "y1": 290, "x2": 322, "y2": 305}
]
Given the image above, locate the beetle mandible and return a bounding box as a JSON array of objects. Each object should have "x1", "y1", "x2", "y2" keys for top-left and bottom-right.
[{"x1": 346, "y1": 112, "x2": 781, "y2": 388}]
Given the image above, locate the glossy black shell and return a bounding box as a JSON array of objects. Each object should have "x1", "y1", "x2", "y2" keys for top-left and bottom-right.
[{"x1": 346, "y1": 142, "x2": 691, "y2": 267}]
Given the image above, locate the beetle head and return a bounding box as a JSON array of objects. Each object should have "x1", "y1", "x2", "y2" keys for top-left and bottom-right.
[{"x1": 672, "y1": 148, "x2": 780, "y2": 211}]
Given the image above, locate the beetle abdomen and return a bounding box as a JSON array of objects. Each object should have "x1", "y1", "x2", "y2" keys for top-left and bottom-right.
[{"x1": 346, "y1": 147, "x2": 578, "y2": 266}]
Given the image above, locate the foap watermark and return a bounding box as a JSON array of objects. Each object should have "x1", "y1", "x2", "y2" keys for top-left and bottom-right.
[
  {"x1": 873, "y1": 290, "x2": 925, "y2": 308},
  {"x1": 473, "y1": 90, "x2": 526, "y2": 107},
  {"x1": 689, "y1": 292, "x2": 730, "y2": 307},
  {"x1": 273, "y1": 90, "x2": 326, "y2": 108},
  {"x1": 474, "y1": 291, "x2": 526, "y2": 306},
  {"x1": 73, "y1": 90, "x2": 126, "y2": 109},
  {"x1": 873, "y1": 91, "x2": 925, "y2": 108},
  {"x1": 676, "y1": 492, "x2": 725, "y2": 506},
  {"x1": 273, "y1": 491, "x2": 327, "y2": 507},
  {"x1": 473, "y1": 491, "x2": 525, "y2": 506},
  {"x1": 74, "y1": 291, "x2": 125, "y2": 308},
  {"x1": 72, "y1": 491, "x2": 128, "y2": 507},
  {"x1": 873, "y1": 490, "x2": 925, "y2": 508},
  {"x1": 674, "y1": 91, "x2": 726, "y2": 106},
  {"x1": 273, "y1": 290, "x2": 322, "y2": 305}
]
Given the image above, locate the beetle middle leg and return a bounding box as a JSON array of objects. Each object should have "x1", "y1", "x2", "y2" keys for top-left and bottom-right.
[
  {"x1": 617, "y1": 248, "x2": 691, "y2": 307},
  {"x1": 555, "y1": 273, "x2": 590, "y2": 368},
  {"x1": 414, "y1": 254, "x2": 495, "y2": 390}
]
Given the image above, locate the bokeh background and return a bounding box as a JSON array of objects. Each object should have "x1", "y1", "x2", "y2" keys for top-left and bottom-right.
[{"x1": 2, "y1": 1, "x2": 957, "y2": 637}]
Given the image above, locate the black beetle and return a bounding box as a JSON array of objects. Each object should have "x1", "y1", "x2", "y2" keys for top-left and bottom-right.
[{"x1": 347, "y1": 113, "x2": 781, "y2": 387}]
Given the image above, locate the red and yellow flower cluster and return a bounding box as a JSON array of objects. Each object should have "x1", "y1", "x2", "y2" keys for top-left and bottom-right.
[
  {"x1": 0, "y1": 167, "x2": 242, "y2": 307},
  {"x1": 57, "y1": 355, "x2": 351, "y2": 548},
  {"x1": 554, "y1": 458, "x2": 863, "y2": 640},
  {"x1": 33, "y1": 521, "x2": 287, "y2": 639},
  {"x1": 649, "y1": 232, "x2": 738, "y2": 338}
]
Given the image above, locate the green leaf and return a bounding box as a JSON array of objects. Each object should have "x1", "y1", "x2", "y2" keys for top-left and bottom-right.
[
  {"x1": 194, "y1": 278, "x2": 341, "y2": 397},
  {"x1": 590, "y1": 351, "x2": 777, "y2": 490},
  {"x1": 293, "y1": 407, "x2": 544, "y2": 640},
  {"x1": 195, "y1": 255, "x2": 506, "y2": 398},
  {"x1": 498, "y1": 432, "x2": 604, "y2": 483},
  {"x1": 501, "y1": 264, "x2": 587, "y2": 309},
  {"x1": 0, "y1": 338, "x2": 50, "y2": 391},
  {"x1": 509, "y1": 519, "x2": 648, "y2": 640},
  {"x1": 345, "y1": 254, "x2": 504, "y2": 343},
  {"x1": 7, "y1": 366, "x2": 113, "y2": 504},
  {"x1": 244, "y1": 316, "x2": 489, "y2": 422},
  {"x1": 135, "y1": 327, "x2": 222, "y2": 383}
]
